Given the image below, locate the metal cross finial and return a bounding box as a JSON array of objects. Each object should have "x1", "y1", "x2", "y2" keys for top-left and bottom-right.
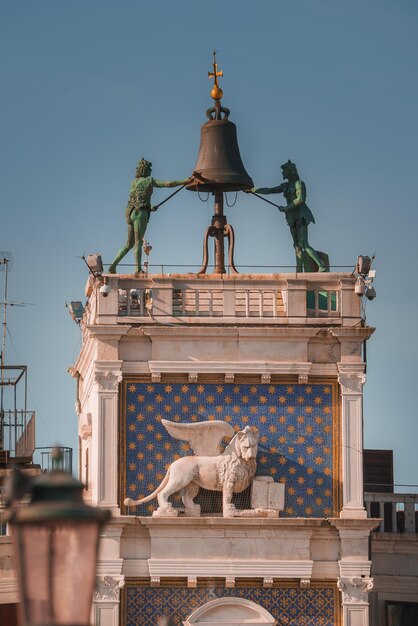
[
  {"x1": 208, "y1": 50, "x2": 223, "y2": 86},
  {"x1": 208, "y1": 50, "x2": 223, "y2": 101}
]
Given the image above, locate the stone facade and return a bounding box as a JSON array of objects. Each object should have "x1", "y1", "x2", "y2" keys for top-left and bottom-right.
[
  {"x1": 71, "y1": 272, "x2": 377, "y2": 626},
  {"x1": 4, "y1": 271, "x2": 412, "y2": 625}
]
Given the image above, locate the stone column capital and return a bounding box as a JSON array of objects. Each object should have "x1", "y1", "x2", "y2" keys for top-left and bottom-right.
[
  {"x1": 94, "y1": 369, "x2": 123, "y2": 392},
  {"x1": 337, "y1": 577, "x2": 373, "y2": 605},
  {"x1": 337, "y1": 364, "x2": 366, "y2": 394},
  {"x1": 93, "y1": 576, "x2": 125, "y2": 603}
]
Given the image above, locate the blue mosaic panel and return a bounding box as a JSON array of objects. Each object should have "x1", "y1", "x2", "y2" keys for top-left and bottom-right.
[
  {"x1": 122, "y1": 382, "x2": 338, "y2": 517},
  {"x1": 126, "y1": 585, "x2": 338, "y2": 626}
]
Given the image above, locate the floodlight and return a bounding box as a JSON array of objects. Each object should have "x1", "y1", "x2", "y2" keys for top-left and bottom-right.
[
  {"x1": 357, "y1": 255, "x2": 372, "y2": 276},
  {"x1": 68, "y1": 301, "x2": 85, "y2": 323},
  {"x1": 86, "y1": 253, "x2": 103, "y2": 276}
]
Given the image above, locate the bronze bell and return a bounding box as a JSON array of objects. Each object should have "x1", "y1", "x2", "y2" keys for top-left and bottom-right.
[
  {"x1": 188, "y1": 52, "x2": 253, "y2": 275},
  {"x1": 186, "y1": 107, "x2": 253, "y2": 192}
]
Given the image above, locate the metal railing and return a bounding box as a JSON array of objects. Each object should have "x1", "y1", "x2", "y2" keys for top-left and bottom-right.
[
  {"x1": 34, "y1": 447, "x2": 73, "y2": 474},
  {"x1": 0, "y1": 410, "x2": 35, "y2": 458},
  {"x1": 365, "y1": 492, "x2": 418, "y2": 533}
]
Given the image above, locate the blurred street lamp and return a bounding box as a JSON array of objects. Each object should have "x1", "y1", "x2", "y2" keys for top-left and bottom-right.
[{"x1": 5, "y1": 467, "x2": 110, "y2": 626}]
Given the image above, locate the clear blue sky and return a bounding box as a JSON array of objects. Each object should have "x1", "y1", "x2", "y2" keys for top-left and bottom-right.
[{"x1": 1, "y1": 1, "x2": 417, "y2": 488}]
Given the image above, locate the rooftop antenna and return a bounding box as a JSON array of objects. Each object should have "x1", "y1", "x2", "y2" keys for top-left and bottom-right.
[{"x1": 0, "y1": 253, "x2": 34, "y2": 415}]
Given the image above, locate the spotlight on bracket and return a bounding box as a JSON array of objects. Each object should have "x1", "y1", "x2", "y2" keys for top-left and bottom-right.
[
  {"x1": 356, "y1": 255, "x2": 372, "y2": 276},
  {"x1": 354, "y1": 254, "x2": 377, "y2": 314},
  {"x1": 67, "y1": 301, "x2": 85, "y2": 323},
  {"x1": 84, "y1": 253, "x2": 104, "y2": 277}
]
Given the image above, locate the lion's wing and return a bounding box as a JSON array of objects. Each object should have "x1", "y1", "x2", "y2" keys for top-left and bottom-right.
[{"x1": 161, "y1": 419, "x2": 234, "y2": 456}]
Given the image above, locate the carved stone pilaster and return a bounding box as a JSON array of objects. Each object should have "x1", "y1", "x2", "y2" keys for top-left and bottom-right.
[
  {"x1": 94, "y1": 576, "x2": 125, "y2": 603},
  {"x1": 337, "y1": 364, "x2": 367, "y2": 518},
  {"x1": 337, "y1": 577, "x2": 373, "y2": 604},
  {"x1": 94, "y1": 370, "x2": 122, "y2": 392}
]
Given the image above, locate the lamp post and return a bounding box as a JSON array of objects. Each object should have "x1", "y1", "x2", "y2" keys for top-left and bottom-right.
[{"x1": 5, "y1": 468, "x2": 110, "y2": 626}]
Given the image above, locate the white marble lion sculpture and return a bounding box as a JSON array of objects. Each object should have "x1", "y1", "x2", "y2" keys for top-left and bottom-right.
[{"x1": 124, "y1": 419, "x2": 259, "y2": 518}]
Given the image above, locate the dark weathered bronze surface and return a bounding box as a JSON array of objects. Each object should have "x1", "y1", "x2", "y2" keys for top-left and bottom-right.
[
  {"x1": 187, "y1": 117, "x2": 253, "y2": 193},
  {"x1": 189, "y1": 53, "x2": 252, "y2": 274}
]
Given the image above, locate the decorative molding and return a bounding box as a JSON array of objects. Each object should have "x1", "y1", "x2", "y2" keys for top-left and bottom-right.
[
  {"x1": 263, "y1": 577, "x2": 273, "y2": 588},
  {"x1": 337, "y1": 577, "x2": 373, "y2": 604},
  {"x1": 338, "y1": 560, "x2": 372, "y2": 578},
  {"x1": 94, "y1": 576, "x2": 125, "y2": 603},
  {"x1": 183, "y1": 597, "x2": 277, "y2": 626},
  {"x1": 261, "y1": 373, "x2": 271, "y2": 384},
  {"x1": 147, "y1": 559, "x2": 314, "y2": 579},
  {"x1": 187, "y1": 576, "x2": 197, "y2": 588},
  {"x1": 300, "y1": 579, "x2": 311, "y2": 588},
  {"x1": 225, "y1": 576, "x2": 235, "y2": 588},
  {"x1": 75, "y1": 399, "x2": 81, "y2": 416},
  {"x1": 298, "y1": 374, "x2": 309, "y2": 384},
  {"x1": 151, "y1": 576, "x2": 161, "y2": 587},
  {"x1": 151, "y1": 372, "x2": 162, "y2": 383},
  {"x1": 80, "y1": 412, "x2": 92, "y2": 439},
  {"x1": 188, "y1": 373, "x2": 198, "y2": 383},
  {"x1": 95, "y1": 370, "x2": 122, "y2": 391},
  {"x1": 225, "y1": 373, "x2": 234, "y2": 383}
]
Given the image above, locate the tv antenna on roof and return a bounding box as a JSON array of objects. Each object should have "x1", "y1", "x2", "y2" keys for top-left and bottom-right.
[{"x1": 0, "y1": 253, "x2": 35, "y2": 414}]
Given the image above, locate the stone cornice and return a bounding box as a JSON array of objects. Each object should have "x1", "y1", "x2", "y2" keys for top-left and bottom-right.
[
  {"x1": 328, "y1": 518, "x2": 381, "y2": 533},
  {"x1": 330, "y1": 327, "x2": 375, "y2": 341},
  {"x1": 146, "y1": 361, "x2": 313, "y2": 376},
  {"x1": 147, "y1": 558, "x2": 314, "y2": 580},
  {"x1": 140, "y1": 327, "x2": 320, "y2": 340},
  {"x1": 138, "y1": 517, "x2": 327, "y2": 531},
  {"x1": 87, "y1": 325, "x2": 130, "y2": 339}
]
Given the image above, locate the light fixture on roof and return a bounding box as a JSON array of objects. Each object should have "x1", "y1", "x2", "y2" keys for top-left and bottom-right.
[
  {"x1": 67, "y1": 301, "x2": 85, "y2": 324},
  {"x1": 353, "y1": 255, "x2": 377, "y2": 322},
  {"x1": 83, "y1": 253, "x2": 103, "y2": 277},
  {"x1": 356, "y1": 255, "x2": 372, "y2": 276}
]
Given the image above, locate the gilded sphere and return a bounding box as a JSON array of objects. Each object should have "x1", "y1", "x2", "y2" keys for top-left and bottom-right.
[{"x1": 211, "y1": 84, "x2": 223, "y2": 100}]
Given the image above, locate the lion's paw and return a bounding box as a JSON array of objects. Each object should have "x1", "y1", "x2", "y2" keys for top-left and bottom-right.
[
  {"x1": 223, "y1": 504, "x2": 237, "y2": 518},
  {"x1": 184, "y1": 504, "x2": 201, "y2": 517},
  {"x1": 152, "y1": 505, "x2": 179, "y2": 518}
]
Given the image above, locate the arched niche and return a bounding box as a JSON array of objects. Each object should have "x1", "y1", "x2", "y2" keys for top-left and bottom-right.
[{"x1": 183, "y1": 597, "x2": 277, "y2": 626}]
